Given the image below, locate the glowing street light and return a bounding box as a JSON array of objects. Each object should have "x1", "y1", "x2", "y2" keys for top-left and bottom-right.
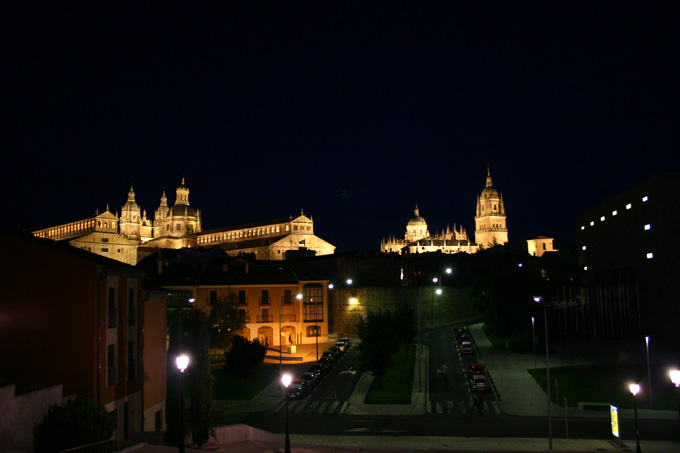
[
  {"x1": 534, "y1": 296, "x2": 552, "y2": 450},
  {"x1": 175, "y1": 354, "x2": 189, "y2": 453},
  {"x1": 670, "y1": 370, "x2": 680, "y2": 429},
  {"x1": 282, "y1": 374, "x2": 292, "y2": 453},
  {"x1": 629, "y1": 383, "x2": 641, "y2": 453}
]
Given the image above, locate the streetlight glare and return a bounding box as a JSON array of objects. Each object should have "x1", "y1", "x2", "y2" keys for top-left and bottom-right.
[
  {"x1": 629, "y1": 383, "x2": 640, "y2": 395},
  {"x1": 670, "y1": 370, "x2": 680, "y2": 386},
  {"x1": 446, "y1": 268, "x2": 452, "y2": 274},
  {"x1": 435, "y1": 288, "x2": 442, "y2": 295},
  {"x1": 432, "y1": 277, "x2": 438, "y2": 283},
  {"x1": 328, "y1": 283, "x2": 334, "y2": 289},
  {"x1": 188, "y1": 298, "x2": 195, "y2": 304},
  {"x1": 176, "y1": 354, "x2": 189, "y2": 372},
  {"x1": 346, "y1": 279, "x2": 353, "y2": 285},
  {"x1": 282, "y1": 374, "x2": 292, "y2": 387},
  {"x1": 533, "y1": 296, "x2": 542, "y2": 303},
  {"x1": 296, "y1": 293, "x2": 303, "y2": 300}
]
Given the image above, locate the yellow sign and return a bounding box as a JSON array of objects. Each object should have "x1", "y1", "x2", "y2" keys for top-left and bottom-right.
[{"x1": 610, "y1": 405, "x2": 619, "y2": 438}]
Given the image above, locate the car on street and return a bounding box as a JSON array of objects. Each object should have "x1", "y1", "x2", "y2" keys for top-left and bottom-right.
[
  {"x1": 307, "y1": 364, "x2": 326, "y2": 378},
  {"x1": 322, "y1": 348, "x2": 339, "y2": 363},
  {"x1": 468, "y1": 363, "x2": 486, "y2": 378},
  {"x1": 335, "y1": 338, "x2": 351, "y2": 353},
  {"x1": 286, "y1": 379, "x2": 309, "y2": 399},
  {"x1": 459, "y1": 341, "x2": 474, "y2": 354},
  {"x1": 470, "y1": 374, "x2": 489, "y2": 391},
  {"x1": 300, "y1": 371, "x2": 320, "y2": 389},
  {"x1": 317, "y1": 357, "x2": 333, "y2": 372}
]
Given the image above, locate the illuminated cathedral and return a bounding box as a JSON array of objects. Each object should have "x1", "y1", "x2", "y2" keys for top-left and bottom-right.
[
  {"x1": 380, "y1": 168, "x2": 508, "y2": 254},
  {"x1": 33, "y1": 178, "x2": 334, "y2": 265}
]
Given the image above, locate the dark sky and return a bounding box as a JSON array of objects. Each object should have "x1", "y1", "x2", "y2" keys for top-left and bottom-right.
[{"x1": 3, "y1": 3, "x2": 678, "y2": 252}]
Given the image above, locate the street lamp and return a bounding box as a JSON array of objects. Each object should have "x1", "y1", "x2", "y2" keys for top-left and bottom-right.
[
  {"x1": 669, "y1": 369, "x2": 680, "y2": 429},
  {"x1": 329, "y1": 278, "x2": 352, "y2": 334},
  {"x1": 279, "y1": 293, "x2": 302, "y2": 376},
  {"x1": 282, "y1": 374, "x2": 292, "y2": 453},
  {"x1": 175, "y1": 354, "x2": 189, "y2": 453},
  {"x1": 534, "y1": 296, "x2": 552, "y2": 450},
  {"x1": 645, "y1": 336, "x2": 652, "y2": 407},
  {"x1": 629, "y1": 383, "x2": 641, "y2": 453},
  {"x1": 531, "y1": 316, "x2": 536, "y2": 369}
]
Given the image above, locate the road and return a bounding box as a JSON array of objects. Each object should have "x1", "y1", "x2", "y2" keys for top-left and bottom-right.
[{"x1": 214, "y1": 328, "x2": 680, "y2": 443}]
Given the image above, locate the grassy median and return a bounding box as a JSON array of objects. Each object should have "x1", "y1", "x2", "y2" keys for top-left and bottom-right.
[{"x1": 365, "y1": 344, "x2": 415, "y2": 404}]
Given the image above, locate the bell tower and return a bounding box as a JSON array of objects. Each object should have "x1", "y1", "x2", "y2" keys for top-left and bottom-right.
[{"x1": 474, "y1": 167, "x2": 508, "y2": 247}]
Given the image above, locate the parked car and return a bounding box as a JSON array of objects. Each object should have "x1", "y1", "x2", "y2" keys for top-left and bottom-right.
[
  {"x1": 307, "y1": 364, "x2": 326, "y2": 378},
  {"x1": 335, "y1": 338, "x2": 351, "y2": 353},
  {"x1": 317, "y1": 357, "x2": 333, "y2": 372},
  {"x1": 322, "y1": 348, "x2": 339, "y2": 362},
  {"x1": 468, "y1": 363, "x2": 486, "y2": 378},
  {"x1": 286, "y1": 379, "x2": 309, "y2": 399},
  {"x1": 300, "y1": 371, "x2": 320, "y2": 389},
  {"x1": 459, "y1": 341, "x2": 474, "y2": 354},
  {"x1": 470, "y1": 374, "x2": 489, "y2": 391}
]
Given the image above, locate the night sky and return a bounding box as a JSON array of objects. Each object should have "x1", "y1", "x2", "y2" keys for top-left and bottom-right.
[{"x1": 3, "y1": 3, "x2": 678, "y2": 252}]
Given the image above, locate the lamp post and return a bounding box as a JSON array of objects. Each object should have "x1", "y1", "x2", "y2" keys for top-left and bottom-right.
[
  {"x1": 175, "y1": 354, "x2": 189, "y2": 453},
  {"x1": 531, "y1": 316, "x2": 536, "y2": 369},
  {"x1": 329, "y1": 278, "x2": 352, "y2": 334},
  {"x1": 534, "y1": 296, "x2": 552, "y2": 450},
  {"x1": 670, "y1": 370, "x2": 680, "y2": 429},
  {"x1": 280, "y1": 293, "x2": 302, "y2": 376},
  {"x1": 629, "y1": 383, "x2": 641, "y2": 453},
  {"x1": 282, "y1": 374, "x2": 292, "y2": 453},
  {"x1": 645, "y1": 336, "x2": 652, "y2": 407}
]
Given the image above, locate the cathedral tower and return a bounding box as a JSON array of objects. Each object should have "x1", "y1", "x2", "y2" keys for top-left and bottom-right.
[
  {"x1": 474, "y1": 167, "x2": 508, "y2": 247},
  {"x1": 405, "y1": 205, "x2": 429, "y2": 242},
  {"x1": 120, "y1": 186, "x2": 141, "y2": 239}
]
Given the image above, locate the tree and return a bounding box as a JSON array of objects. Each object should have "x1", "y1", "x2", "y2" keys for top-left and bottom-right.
[
  {"x1": 223, "y1": 335, "x2": 267, "y2": 377},
  {"x1": 209, "y1": 293, "x2": 247, "y2": 354},
  {"x1": 356, "y1": 310, "x2": 399, "y2": 386},
  {"x1": 166, "y1": 306, "x2": 215, "y2": 449},
  {"x1": 394, "y1": 302, "x2": 417, "y2": 356},
  {"x1": 33, "y1": 395, "x2": 114, "y2": 453}
]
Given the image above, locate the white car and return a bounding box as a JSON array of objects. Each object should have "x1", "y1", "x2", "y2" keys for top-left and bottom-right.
[
  {"x1": 459, "y1": 341, "x2": 474, "y2": 354},
  {"x1": 470, "y1": 374, "x2": 489, "y2": 391}
]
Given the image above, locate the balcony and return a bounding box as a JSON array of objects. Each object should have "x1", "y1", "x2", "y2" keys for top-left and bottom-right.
[
  {"x1": 257, "y1": 314, "x2": 273, "y2": 323},
  {"x1": 280, "y1": 313, "x2": 297, "y2": 322}
]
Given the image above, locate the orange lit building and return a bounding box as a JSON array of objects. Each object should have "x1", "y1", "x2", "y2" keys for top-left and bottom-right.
[{"x1": 0, "y1": 232, "x2": 167, "y2": 439}]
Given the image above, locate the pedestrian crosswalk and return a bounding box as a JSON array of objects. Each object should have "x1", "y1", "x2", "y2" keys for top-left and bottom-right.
[
  {"x1": 428, "y1": 399, "x2": 501, "y2": 415},
  {"x1": 274, "y1": 398, "x2": 350, "y2": 415}
]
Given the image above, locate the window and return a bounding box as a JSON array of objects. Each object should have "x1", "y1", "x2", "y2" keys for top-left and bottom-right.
[
  {"x1": 108, "y1": 288, "x2": 117, "y2": 328},
  {"x1": 612, "y1": 210, "x2": 618, "y2": 216},
  {"x1": 107, "y1": 345, "x2": 116, "y2": 386},
  {"x1": 303, "y1": 284, "x2": 323, "y2": 322},
  {"x1": 102, "y1": 238, "x2": 109, "y2": 243},
  {"x1": 642, "y1": 196, "x2": 649, "y2": 202},
  {"x1": 238, "y1": 290, "x2": 247, "y2": 305},
  {"x1": 307, "y1": 325, "x2": 321, "y2": 337},
  {"x1": 209, "y1": 290, "x2": 218, "y2": 306},
  {"x1": 260, "y1": 290, "x2": 270, "y2": 304},
  {"x1": 647, "y1": 252, "x2": 654, "y2": 259},
  {"x1": 626, "y1": 203, "x2": 632, "y2": 210},
  {"x1": 127, "y1": 288, "x2": 136, "y2": 327},
  {"x1": 644, "y1": 224, "x2": 651, "y2": 231},
  {"x1": 283, "y1": 289, "x2": 292, "y2": 304},
  {"x1": 127, "y1": 340, "x2": 136, "y2": 380}
]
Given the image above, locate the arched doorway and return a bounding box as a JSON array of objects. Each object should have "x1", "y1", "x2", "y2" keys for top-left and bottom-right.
[
  {"x1": 258, "y1": 326, "x2": 273, "y2": 347},
  {"x1": 281, "y1": 325, "x2": 296, "y2": 346}
]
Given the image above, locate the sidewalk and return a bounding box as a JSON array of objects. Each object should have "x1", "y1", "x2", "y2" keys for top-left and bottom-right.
[{"x1": 469, "y1": 323, "x2": 678, "y2": 421}]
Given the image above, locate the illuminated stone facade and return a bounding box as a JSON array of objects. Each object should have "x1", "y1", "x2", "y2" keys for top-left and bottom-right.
[
  {"x1": 197, "y1": 213, "x2": 336, "y2": 260},
  {"x1": 381, "y1": 168, "x2": 508, "y2": 255},
  {"x1": 527, "y1": 236, "x2": 557, "y2": 257},
  {"x1": 34, "y1": 179, "x2": 335, "y2": 264}
]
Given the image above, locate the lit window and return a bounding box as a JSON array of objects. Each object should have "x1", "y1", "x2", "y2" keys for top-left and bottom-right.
[
  {"x1": 646, "y1": 252, "x2": 653, "y2": 259},
  {"x1": 600, "y1": 216, "x2": 605, "y2": 222},
  {"x1": 583, "y1": 266, "x2": 588, "y2": 271},
  {"x1": 612, "y1": 210, "x2": 618, "y2": 216},
  {"x1": 581, "y1": 226, "x2": 585, "y2": 230},
  {"x1": 582, "y1": 246, "x2": 587, "y2": 251},
  {"x1": 590, "y1": 221, "x2": 595, "y2": 226},
  {"x1": 626, "y1": 203, "x2": 632, "y2": 210},
  {"x1": 642, "y1": 196, "x2": 649, "y2": 202},
  {"x1": 644, "y1": 224, "x2": 651, "y2": 231}
]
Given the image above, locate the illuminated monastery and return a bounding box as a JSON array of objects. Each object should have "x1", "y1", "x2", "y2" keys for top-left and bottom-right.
[
  {"x1": 380, "y1": 168, "x2": 509, "y2": 254},
  {"x1": 33, "y1": 178, "x2": 335, "y2": 265}
]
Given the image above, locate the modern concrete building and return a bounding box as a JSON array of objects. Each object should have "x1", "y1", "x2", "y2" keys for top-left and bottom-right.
[{"x1": 575, "y1": 172, "x2": 680, "y2": 348}]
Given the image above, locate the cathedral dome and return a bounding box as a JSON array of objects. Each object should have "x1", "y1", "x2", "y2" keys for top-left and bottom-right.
[
  {"x1": 481, "y1": 185, "x2": 499, "y2": 198},
  {"x1": 407, "y1": 206, "x2": 427, "y2": 225},
  {"x1": 170, "y1": 204, "x2": 198, "y2": 217}
]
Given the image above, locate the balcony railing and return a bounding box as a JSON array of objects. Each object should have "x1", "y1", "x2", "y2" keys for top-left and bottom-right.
[{"x1": 257, "y1": 315, "x2": 273, "y2": 323}]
